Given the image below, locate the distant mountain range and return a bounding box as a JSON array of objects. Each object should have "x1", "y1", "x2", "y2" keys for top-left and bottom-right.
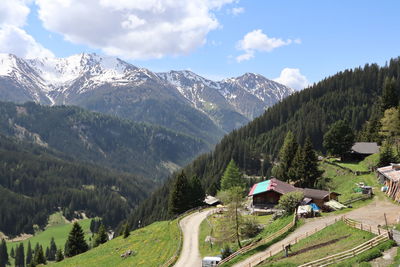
[{"x1": 0, "y1": 53, "x2": 294, "y2": 145}]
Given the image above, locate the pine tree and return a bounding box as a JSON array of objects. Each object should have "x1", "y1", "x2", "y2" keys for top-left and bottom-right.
[
  {"x1": 220, "y1": 159, "x2": 244, "y2": 190},
  {"x1": 45, "y1": 247, "x2": 49, "y2": 261},
  {"x1": 64, "y1": 222, "x2": 89, "y2": 257},
  {"x1": 300, "y1": 138, "x2": 323, "y2": 188},
  {"x1": 10, "y1": 247, "x2": 14, "y2": 259},
  {"x1": 273, "y1": 131, "x2": 298, "y2": 181},
  {"x1": 47, "y1": 237, "x2": 57, "y2": 261},
  {"x1": 288, "y1": 145, "x2": 304, "y2": 183},
  {"x1": 168, "y1": 171, "x2": 191, "y2": 215},
  {"x1": 55, "y1": 249, "x2": 64, "y2": 262},
  {"x1": 123, "y1": 223, "x2": 130, "y2": 239},
  {"x1": 15, "y1": 243, "x2": 24, "y2": 267},
  {"x1": 0, "y1": 239, "x2": 8, "y2": 267},
  {"x1": 188, "y1": 176, "x2": 205, "y2": 208},
  {"x1": 26, "y1": 241, "x2": 32, "y2": 266},
  {"x1": 381, "y1": 76, "x2": 398, "y2": 112},
  {"x1": 33, "y1": 245, "x2": 46, "y2": 266},
  {"x1": 93, "y1": 224, "x2": 108, "y2": 247},
  {"x1": 378, "y1": 142, "x2": 396, "y2": 167}
]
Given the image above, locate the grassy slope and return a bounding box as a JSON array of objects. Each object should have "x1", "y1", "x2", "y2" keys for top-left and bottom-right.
[
  {"x1": 259, "y1": 221, "x2": 375, "y2": 266},
  {"x1": 7, "y1": 215, "x2": 91, "y2": 255},
  {"x1": 50, "y1": 220, "x2": 180, "y2": 267}
]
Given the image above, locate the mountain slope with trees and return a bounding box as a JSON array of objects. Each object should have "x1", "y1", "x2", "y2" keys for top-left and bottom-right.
[
  {"x1": 0, "y1": 101, "x2": 208, "y2": 180},
  {"x1": 127, "y1": 57, "x2": 400, "y2": 229}
]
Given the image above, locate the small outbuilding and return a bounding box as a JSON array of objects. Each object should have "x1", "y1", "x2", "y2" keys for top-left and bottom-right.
[
  {"x1": 204, "y1": 195, "x2": 221, "y2": 206},
  {"x1": 346, "y1": 142, "x2": 380, "y2": 160},
  {"x1": 377, "y1": 163, "x2": 400, "y2": 202}
]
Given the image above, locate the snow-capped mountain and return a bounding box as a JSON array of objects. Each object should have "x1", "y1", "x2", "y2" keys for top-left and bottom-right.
[{"x1": 0, "y1": 53, "x2": 294, "y2": 143}]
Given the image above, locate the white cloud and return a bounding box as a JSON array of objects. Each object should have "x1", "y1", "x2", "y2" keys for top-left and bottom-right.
[
  {"x1": 35, "y1": 0, "x2": 235, "y2": 60},
  {"x1": 0, "y1": 0, "x2": 53, "y2": 59},
  {"x1": 0, "y1": 0, "x2": 31, "y2": 27},
  {"x1": 0, "y1": 25, "x2": 54, "y2": 58},
  {"x1": 236, "y1": 29, "x2": 299, "y2": 62},
  {"x1": 229, "y1": 7, "x2": 244, "y2": 16},
  {"x1": 274, "y1": 68, "x2": 309, "y2": 91}
]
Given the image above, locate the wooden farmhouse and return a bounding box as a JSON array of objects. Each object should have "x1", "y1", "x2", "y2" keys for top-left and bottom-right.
[
  {"x1": 248, "y1": 178, "x2": 340, "y2": 209},
  {"x1": 377, "y1": 163, "x2": 400, "y2": 202}
]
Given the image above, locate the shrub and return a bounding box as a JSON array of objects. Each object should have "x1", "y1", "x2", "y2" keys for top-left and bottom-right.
[
  {"x1": 241, "y1": 217, "x2": 261, "y2": 238},
  {"x1": 277, "y1": 191, "x2": 304, "y2": 213},
  {"x1": 221, "y1": 244, "x2": 232, "y2": 259},
  {"x1": 356, "y1": 248, "x2": 382, "y2": 263}
]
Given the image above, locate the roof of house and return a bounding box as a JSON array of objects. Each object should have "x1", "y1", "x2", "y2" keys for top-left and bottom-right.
[
  {"x1": 248, "y1": 178, "x2": 340, "y2": 199},
  {"x1": 248, "y1": 178, "x2": 297, "y2": 196},
  {"x1": 204, "y1": 195, "x2": 220, "y2": 205},
  {"x1": 377, "y1": 164, "x2": 400, "y2": 182},
  {"x1": 351, "y1": 142, "x2": 380, "y2": 155}
]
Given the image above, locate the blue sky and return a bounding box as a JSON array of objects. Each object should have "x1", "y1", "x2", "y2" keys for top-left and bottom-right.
[{"x1": 1, "y1": 0, "x2": 400, "y2": 90}]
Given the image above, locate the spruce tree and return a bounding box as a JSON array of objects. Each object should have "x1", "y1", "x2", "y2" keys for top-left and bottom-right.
[
  {"x1": 33, "y1": 245, "x2": 46, "y2": 266},
  {"x1": 47, "y1": 237, "x2": 57, "y2": 261},
  {"x1": 378, "y1": 142, "x2": 396, "y2": 167},
  {"x1": 64, "y1": 222, "x2": 89, "y2": 257},
  {"x1": 220, "y1": 159, "x2": 244, "y2": 191},
  {"x1": 168, "y1": 171, "x2": 191, "y2": 215},
  {"x1": 188, "y1": 176, "x2": 205, "y2": 208},
  {"x1": 273, "y1": 131, "x2": 298, "y2": 181},
  {"x1": 26, "y1": 241, "x2": 32, "y2": 266},
  {"x1": 288, "y1": 145, "x2": 304, "y2": 183},
  {"x1": 10, "y1": 247, "x2": 14, "y2": 258},
  {"x1": 300, "y1": 138, "x2": 323, "y2": 187},
  {"x1": 123, "y1": 223, "x2": 130, "y2": 239},
  {"x1": 323, "y1": 120, "x2": 355, "y2": 157},
  {"x1": 381, "y1": 76, "x2": 398, "y2": 112},
  {"x1": 55, "y1": 249, "x2": 64, "y2": 262},
  {"x1": 93, "y1": 224, "x2": 108, "y2": 247},
  {"x1": 15, "y1": 243, "x2": 24, "y2": 267},
  {"x1": 0, "y1": 239, "x2": 8, "y2": 267}
]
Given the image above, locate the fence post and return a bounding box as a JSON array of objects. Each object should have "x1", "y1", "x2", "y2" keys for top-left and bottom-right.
[
  {"x1": 378, "y1": 228, "x2": 381, "y2": 235},
  {"x1": 361, "y1": 223, "x2": 363, "y2": 231}
]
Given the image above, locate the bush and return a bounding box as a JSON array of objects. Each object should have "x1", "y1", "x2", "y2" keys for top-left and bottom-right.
[
  {"x1": 356, "y1": 248, "x2": 382, "y2": 263},
  {"x1": 241, "y1": 217, "x2": 261, "y2": 238},
  {"x1": 277, "y1": 191, "x2": 304, "y2": 213},
  {"x1": 358, "y1": 262, "x2": 372, "y2": 267},
  {"x1": 221, "y1": 244, "x2": 232, "y2": 259}
]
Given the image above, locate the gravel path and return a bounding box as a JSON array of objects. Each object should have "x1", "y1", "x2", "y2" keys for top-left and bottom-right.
[
  {"x1": 174, "y1": 209, "x2": 214, "y2": 267},
  {"x1": 232, "y1": 198, "x2": 400, "y2": 267}
]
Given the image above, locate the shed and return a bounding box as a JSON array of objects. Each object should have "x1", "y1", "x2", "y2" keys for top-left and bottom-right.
[
  {"x1": 204, "y1": 195, "x2": 221, "y2": 206},
  {"x1": 346, "y1": 142, "x2": 380, "y2": 160},
  {"x1": 377, "y1": 163, "x2": 400, "y2": 202}
]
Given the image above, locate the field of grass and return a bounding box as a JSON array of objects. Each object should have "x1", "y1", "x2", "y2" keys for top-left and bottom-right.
[
  {"x1": 50, "y1": 219, "x2": 180, "y2": 267},
  {"x1": 259, "y1": 221, "x2": 375, "y2": 266},
  {"x1": 199, "y1": 213, "x2": 291, "y2": 258},
  {"x1": 7, "y1": 215, "x2": 92, "y2": 256}
]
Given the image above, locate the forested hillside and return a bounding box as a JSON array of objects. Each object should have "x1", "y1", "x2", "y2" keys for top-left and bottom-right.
[
  {"x1": 0, "y1": 101, "x2": 208, "y2": 180},
  {"x1": 0, "y1": 134, "x2": 154, "y2": 236},
  {"x1": 128, "y1": 57, "x2": 400, "y2": 228}
]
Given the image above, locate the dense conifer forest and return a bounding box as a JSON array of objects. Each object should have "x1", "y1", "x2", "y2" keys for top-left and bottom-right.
[
  {"x1": 0, "y1": 134, "x2": 154, "y2": 236},
  {"x1": 127, "y1": 58, "x2": 400, "y2": 229}
]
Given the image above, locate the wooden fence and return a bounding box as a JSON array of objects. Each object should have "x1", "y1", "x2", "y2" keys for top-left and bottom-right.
[
  {"x1": 342, "y1": 194, "x2": 372, "y2": 206},
  {"x1": 297, "y1": 217, "x2": 390, "y2": 267},
  {"x1": 217, "y1": 213, "x2": 297, "y2": 266}
]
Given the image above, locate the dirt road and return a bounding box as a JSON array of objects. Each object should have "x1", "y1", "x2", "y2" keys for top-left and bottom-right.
[
  {"x1": 174, "y1": 209, "x2": 214, "y2": 267},
  {"x1": 232, "y1": 199, "x2": 400, "y2": 267}
]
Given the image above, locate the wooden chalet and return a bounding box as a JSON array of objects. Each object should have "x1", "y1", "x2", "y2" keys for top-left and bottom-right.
[
  {"x1": 377, "y1": 163, "x2": 400, "y2": 202},
  {"x1": 248, "y1": 178, "x2": 340, "y2": 209}
]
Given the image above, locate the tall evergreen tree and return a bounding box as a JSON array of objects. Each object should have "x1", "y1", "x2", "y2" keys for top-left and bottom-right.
[
  {"x1": 10, "y1": 247, "x2": 14, "y2": 259},
  {"x1": 32, "y1": 245, "x2": 46, "y2": 266},
  {"x1": 299, "y1": 138, "x2": 323, "y2": 187},
  {"x1": 55, "y1": 249, "x2": 64, "y2": 262},
  {"x1": 220, "y1": 159, "x2": 244, "y2": 191},
  {"x1": 168, "y1": 171, "x2": 191, "y2": 215},
  {"x1": 15, "y1": 243, "x2": 24, "y2": 267},
  {"x1": 123, "y1": 223, "x2": 130, "y2": 239},
  {"x1": 188, "y1": 176, "x2": 205, "y2": 208},
  {"x1": 378, "y1": 142, "x2": 397, "y2": 167},
  {"x1": 288, "y1": 145, "x2": 304, "y2": 183},
  {"x1": 64, "y1": 222, "x2": 89, "y2": 257},
  {"x1": 381, "y1": 76, "x2": 398, "y2": 112},
  {"x1": 93, "y1": 224, "x2": 108, "y2": 247},
  {"x1": 272, "y1": 131, "x2": 298, "y2": 181},
  {"x1": 0, "y1": 239, "x2": 8, "y2": 267},
  {"x1": 47, "y1": 237, "x2": 57, "y2": 261},
  {"x1": 26, "y1": 241, "x2": 32, "y2": 266}
]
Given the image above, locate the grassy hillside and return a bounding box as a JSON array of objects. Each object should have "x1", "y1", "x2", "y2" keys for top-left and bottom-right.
[
  {"x1": 50, "y1": 220, "x2": 180, "y2": 267},
  {"x1": 7, "y1": 216, "x2": 92, "y2": 256},
  {"x1": 259, "y1": 221, "x2": 375, "y2": 266}
]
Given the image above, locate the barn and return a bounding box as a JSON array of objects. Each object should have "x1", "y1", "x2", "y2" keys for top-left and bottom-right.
[
  {"x1": 345, "y1": 142, "x2": 380, "y2": 161},
  {"x1": 248, "y1": 178, "x2": 340, "y2": 209}
]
